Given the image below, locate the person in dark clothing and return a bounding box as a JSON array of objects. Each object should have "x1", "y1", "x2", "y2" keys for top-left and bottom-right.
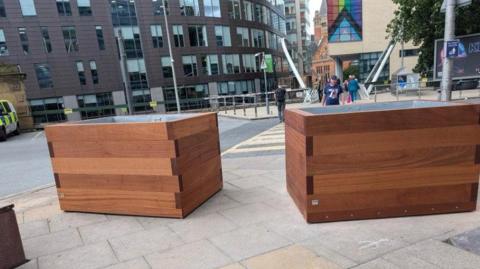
[
  {"x1": 322, "y1": 75, "x2": 343, "y2": 106},
  {"x1": 275, "y1": 87, "x2": 287, "y2": 122},
  {"x1": 316, "y1": 79, "x2": 324, "y2": 103}
]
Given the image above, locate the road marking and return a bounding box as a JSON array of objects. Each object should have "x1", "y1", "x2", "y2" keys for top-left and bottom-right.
[
  {"x1": 31, "y1": 131, "x2": 44, "y2": 141},
  {"x1": 222, "y1": 123, "x2": 285, "y2": 156}
]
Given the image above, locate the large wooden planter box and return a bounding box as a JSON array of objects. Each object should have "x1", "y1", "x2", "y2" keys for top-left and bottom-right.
[
  {"x1": 285, "y1": 101, "x2": 480, "y2": 223},
  {"x1": 45, "y1": 113, "x2": 222, "y2": 218}
]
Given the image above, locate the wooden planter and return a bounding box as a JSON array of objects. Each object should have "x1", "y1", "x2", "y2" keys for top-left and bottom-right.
[
  {"x1": 45, "y1": 113, "x2": 222, "y2": 218},
  {"x1": 285, "y1": 101, "x2": 480, "y2": 223}
]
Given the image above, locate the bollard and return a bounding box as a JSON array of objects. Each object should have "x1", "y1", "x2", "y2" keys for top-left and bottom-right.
[
  {"x1": 254, "y1": 95, "x2": 258, "y2": 118},
  {"x1": 233, "y1": 97, "x2": 236, "y2": 115},
  {"x1": 224, "y1": 97, "x2": 227, "y2": 114},
  {"x1": 0, "y1": 205, "x2": 27, "y2": 269},
  {"x1": 374, "y1": 86, "x2": 377, "y2": 103},
  {"x1": 242, "y1": 96, "x2": 246, "y2": 116}
]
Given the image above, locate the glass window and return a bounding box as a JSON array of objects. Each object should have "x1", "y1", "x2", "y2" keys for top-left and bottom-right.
[
  {"x1": 201, "y1": 54, "x2": 218, "y2": 75},
  {"x1": 251, "y1": 29, "x2": 265, "y2": 48},
  {"x1": 172, "y1": 25, "x2": 184, "y2": 47},
  {"x1": 0, "y1": 0, "x2": 5, "y2": 17},
  {"x1": 18, "y1": 27, "x2": 29, "y2": 54},
  {"x1": 77, "y1": 0, "x2": 92, "y2": 16},
  {"x1": 0, "y1": 29, "x2": 8, "y2": 56},
  {"x1": 118, "y1": 26, "x2": 142, "y2": 59},
  {"x1": 126, "y1": 59, "x2": 148, "y2": 90},
  {"x1": 150, "y1": 25, "x2": 163, "y2": 48},
  {"x1": 56, "y1": 0, "x2": 72, "y2": 16},
  {"x1": 29, "y1": 98, "x2": 66, "y2": 124},
  {"x1": 62, "y1": 26, "x2": 79, "y2": 52},
  {"x1": 236, "y1": 27, "x2": 249, "y2": 47},
  {"x1": 90, "y1": 61, "x2": 98, "y2": 84},
  {"x1": 242, "y1": 54, "x2": 257, "y2": 73},
  {"x1": 153, "y1": 0, "x2": 168, "y2": 15},
  {"x1": 254, "y1": 4, "x2": 263, "y2": 23},
  {"x1": 222, "y1": 54, "x2": 240, "y2": 74},
  {"x1": 215, "y1": 26, "x2": 231, "y2": 47},
  {"x1": 188, "y1": 25, "x2": 207, "y2": 47},
  {"x1": 132, "y1": 89, "x2": 152, "y2": 112},
  {"x1": 180, "y1": 0, "x2": 199, "y2": 16},
  {"x1": 110, "y1": 0, "x2": 137, "y2": 27},
  {"x1": 95, "y1": 26, "x2": 105, "y2": 50},
  {"x1": 19, "y1": 0, "x2": 37, "y2": 16},
  {"x1": 161, "y1": 56, "x2": 172, "y2": 78},
  {"x1": 218, "y1": 80, "x2": 255, "y2": 95},
  {"x1": 228, "y1": 0, "x2": 241, "y2": 19},
  {"x1": 204, "y1": 0, "x2": 220, "y2": 18},
  {"x1": 41, "y1": 27, "x2": 52, "y2": 53},
  {"x1": 182, "y1": 55, "x2": 197, "y2": 77},
  {"x1": 244, "y1": 1, "x2": 253, "y2": 21},
  {"x1": 76, "y1": 61, "x2": 86, "y2": 85},
  {"x1": 163, "y1": 84, "x2": 209, "y2": 112},
  {"x1": 77, "y1": 93, "x2": 115, "y2": 120},
  {"x1": 34, "y1": 63, "x2": 53, "y2": 88}
]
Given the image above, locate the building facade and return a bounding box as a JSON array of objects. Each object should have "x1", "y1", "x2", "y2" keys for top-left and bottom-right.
[
  {"x1": 326, "y1": 0, "x2": 419, "y2": 83},
  {"x1": 311, "y1": 8, "x2": 335, "y2": 89},
  {"x1": 284, "y1": 0, "x2": 310, "y2": 78},
  {"x1": 0, "y1": 0, "x2": 287, "y2": 125}
]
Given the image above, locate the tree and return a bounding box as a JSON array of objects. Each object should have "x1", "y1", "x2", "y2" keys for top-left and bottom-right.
[
  {"x1": 387, "y1": 0, "x2": 480, "y2": 75},
  {"x1": 343, "y1": 64, "x2": 359, "y2": 79}
]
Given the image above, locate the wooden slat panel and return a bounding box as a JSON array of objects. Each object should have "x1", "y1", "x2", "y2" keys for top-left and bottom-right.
[
  {"x1": 45, "y1": 123, "x2": 169, "y2": 142},
  {"x1": 285, "y1": 109, "x2": 309, "y2": 134},
  {"x1": 176, "y1": 129, "x2": 219, "y2": 157},
  {"x1": 313, "y1": 165, "x2": 479, "y2": 194},
  {"x1": 180, "y1": 171, "x2": 222, "y2": 217},
  {"x1": 167, "y1": 113, "x2": 217, "y2": 140},
  {"x1": 56, "y1": 174, "x2": 181, "y2": 193},
  {"x1": 51, "y1": 158, "x2": 173, "y2": 176},
  {"x1": 303, "y1": 104, "x2": 480, "y2": 136},
  {"x1": 181, "y1": 155, "x2": 222, "y2": 192},
  {"x1": 307, "y1": 184, "x2": 473, "y2": 213},
  {"x1": 174, "y1": 135, "x2": 220, "y2": 173},
  {"x1": 308, "y1": 146, "x2": 476, "y2": 176},
  {"x1": 287, "y1": 179, "x2": 307, "y2": 216},
  {"x1": 57, "y1": 188, "x2": 182, "y2": 218},
  {"x1": 313, "y1": 125, "x2": 480, "y2": 155},
  {"x1": 50, "y1": 141, "x2": 176, "y2": 158}
]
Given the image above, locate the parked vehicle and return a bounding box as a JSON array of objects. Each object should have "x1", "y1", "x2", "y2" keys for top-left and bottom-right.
[{"x1": 0, "y1": 100, "x2": 20, "y2": 141}]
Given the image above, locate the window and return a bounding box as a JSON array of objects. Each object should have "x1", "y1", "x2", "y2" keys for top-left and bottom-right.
[
  {"x1": 180, "y1": 0, "x2": 199, "y2": 16},
  {"x1": 254, "y1": 4, "x2": 263, "y2": 23},
  {"x1": 95, "y1": 26, "x2": 105, "y2": 50},
  {"x1": 201, "y1": 54, "x2": 218, "y2": 75},
  {"x1": 0, "y1": 0, "x2": 5, "y2": 17},
  {"x1": 244, "y1": 1, "x2": 253, "y2": 21},
  {"x1": 127, "y1": 59, "x2": 148, "y2": 90},
  {"x1": 204, "y1": 0, "x2": 220, "y2": 17},
  {"x1": 242, "y1": 54, "x2": 257, "y2": 73},
  {"x1": 228, "y1": 0, "x2": 241, "y2": 19},
  {"x1": 153, "y1": 0, "x2": 168, "y2": 15},
  {"x1": 150, "y1": 25, "x2": 163, "y2": 48},
  {"x1": 110, "y1": 0, "x2": 137, "y2": 26},
  {"x1": 163, "y1": 84, "x2": 209, "y2": 112},
  {"x1": 188, "y1": 25, "x2": 207, "y2": 47},
  {"x1": 76, "y1": 61, "x2": 86, "y2": 85},
  {"x1": 236, "y1": 27, "x2": 249, "y2": 47},
  {"x1": 77, "y1": 93, "x2": 115, "y2": 120},
  {"x1": 215, "y1": 26, "x2": 231, "y2": 47},
  {"x1": 182, "y1": 55, "x2": 197, "y2": 77},
  {"x1": 77, "y1": 0, "x2": 92, "y2": 16},
  {"x1": 161, "y1": 56, "x2": 172, "y2": 78},
  {"x1": 218, "y1": 80, "x2": 255, "y2": 95},
  {"x1": 359, "y1": 52, "x2": 389, "y2": 82},
  {"x1": 132, "y1": 89, "x2": 152, "y2": 112},
  {"x1": 90, "y1": 61, "x2": 98, "y2": 84},
  {"x1": 62, "y1": 26, "x2": 78, "y2": 52},
  {"x1": 41, "y1": 27, "x2": 52, "y2": 53},
  {"x1": 19, "y1": 0, "x2": 37, "y2": 16},
  {"x1": 29, "y1": 98, "x2": 66, "y2": 124},
  {"x1": 172, "y1": 25, "x2": 184, "y2": 47},
  {"x1": 18, "y1": 28, "x2": 29, "y2": 54},
  {"x1": 400, "y1": 49, "x2": 420, "y2": 57},
  {"x1": 222, "y1": 54, "x2": 240, "y2": 74},
  {"x1": 251, "y1": 29, "x2": 265, "y2": 48},
  {"x1": 56, "y1": 0, "x2": 72, "y2": 16},
  {"x1": 34, "y1": 63, "x2": 53, "y2": 88},
  {"x1": 0, "y1": 29, "x2": 7, "y2": 56},
  {"x1": 118, "y1": 26, "x2": 142, "y2": 59}
]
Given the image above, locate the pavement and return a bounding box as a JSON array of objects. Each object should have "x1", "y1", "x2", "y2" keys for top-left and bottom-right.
[{"x1": 2, "y1": 122, "x2": 480, "y2": 269}]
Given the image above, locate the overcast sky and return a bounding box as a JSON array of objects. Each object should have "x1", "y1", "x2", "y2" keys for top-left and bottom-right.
[{"x1": 308, "y1": 0, "x2": 324, "y2": 33}]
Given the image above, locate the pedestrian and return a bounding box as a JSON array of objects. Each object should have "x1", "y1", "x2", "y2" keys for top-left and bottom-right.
[
  {"x1": 348, "y1": 75, "x2": 360, "y2": 103},
  {"x1": 316, "y1": 79, "x2": 323, "y2": 103},
  {"x1": 275, "y1": 86, "x2": 287, "y2": 122},
  {"x1": 322, "y1": 75, "x2": 343, "y2": 106},
  {"x1": 342, "y1": 79, "x2": 350, "y2": 104}
]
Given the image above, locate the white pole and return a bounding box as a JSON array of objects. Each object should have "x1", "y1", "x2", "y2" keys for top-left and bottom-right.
[
  {"x1": 117, "y1": 30, "x2": 134, "y2": 115},
  {"x1": 162, "y1": 0, "x2": 181, "y2": 113},
  {"x1": 440, "y1": 0, "x2": 456, "y2": 101},
  {"x1": 263, "y1": 52, "x2": 270, "y2": 115}
]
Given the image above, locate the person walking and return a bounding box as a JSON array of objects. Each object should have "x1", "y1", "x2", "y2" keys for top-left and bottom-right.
[
  {"x1": 348, "y1": 75, "x2": 360, "y2": 103},
  {"x1": 342, "y1": 79, "x2": 350, "y2": 104},
  {"x1": 322, "y1": 75, "x2": 343, "y2": 106},
  {"x1": 316, "y1": 78, "x2": 324, "y2": 103},
  {"x1": 275, "y1": 86, "x2": 287, "y2": 122}
]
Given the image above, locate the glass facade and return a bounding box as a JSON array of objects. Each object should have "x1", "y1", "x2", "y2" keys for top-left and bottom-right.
[
  {"x1": 359, "y1": 52, "x2": 389, "y2": 83},
  {"x1": 29, "y1": 98, "x2": 66, "y2": 124},
  {"x1": 163, "y1": 84, "x2": 209, "y2": 112},
  {"x1": 77, "y1": 93, "x2": 115, "y2": 119}
]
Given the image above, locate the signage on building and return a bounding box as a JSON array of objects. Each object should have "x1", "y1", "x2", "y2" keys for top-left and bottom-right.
[
  {"x1": 64, "y1": 108, "x2": 73, "y2": 115},
  {"x1": 434, "y1": 33, "x2": 480, "y2": 80},
  {"x1": 264, "y1": 54, "x2": 274, "y2": 73}
]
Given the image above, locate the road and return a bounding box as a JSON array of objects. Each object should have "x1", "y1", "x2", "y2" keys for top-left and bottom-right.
[{"x1": 0, "y1": 117, "x2": 278, "y2": 198}]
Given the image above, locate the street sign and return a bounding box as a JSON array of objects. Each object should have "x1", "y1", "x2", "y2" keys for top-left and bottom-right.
[
  {"x1": 265, "y1": 54, "x2": 274, "y2": 73},
  {"x1": 441, "y1": 0, "x2": 471, "y2": 12},
  {"x1": 446, "y1": 40, "x2": 460, "y2": 58},
  {"x1": 64, "y1": 108, "x2": 73, "y2": 115}
]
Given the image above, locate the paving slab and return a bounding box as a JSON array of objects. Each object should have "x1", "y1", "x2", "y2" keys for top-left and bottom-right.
[
  {"x1": 38, "y1": 241, "x2": 117, "y2": 269},
  {"x1": 23, "y1": 228, "x2": 83, "y2": 259},
  {"x1": 220, "y1": 264, "x2": 246, "y2": 269},
  {"x1": 168, "y1": 212, "x2": 238, "y2": 242},
  {"x1": 135, "y1": 216, "x2": 181, "y2": 230},
  {"x1": 109, "y1": 226, "x2": 183, "y2": 261},
  {"x1": 19, "y1": 219, "x2": 50, "y2": 239},
  {"x1": 188, "y1": 193, "x2": 242, "y2": 216},
  {"x1": 48, "y1": 212, "x2": 108, "y2": 232},
  {"x1": 300, "y1": 238, "x2": 357, "y2": 269},
  {"x1": 209, "y1": 223, "x2": 291, "y2": 261},
  {"x1": 381, "y1": 249, "x2": 439, "y2": 269},
  {"x1": 23, "y1": 202, "x2": 62, "y2": 222},
  {"x1": 448, "y1": 227, "x2": 480, "y2": 255},
  {"x1": 223, "y1": 186, "x2": 278, "y2": 204},
  {"x1": 228, "y1": 177, "x2": 277, "y2": 190},
  {"x1": 352, "y1": 258, "x2": 400, "y2": 269},
  {"x1": 16, "y1": 259, "x2": 38, "y2": 269},
  {"x1": 145, "y1": 240, "x2": 232, "y2": 269},
  {"x1": 103, "y1": 257, "x2": 151, "y2": 269},
  {"x1": 220, "y1": 202, "x2": 286, "y2": 226},
  {"x1": 262, "y1": 214, "x2": 319, "y2": 243},
  {"x1": 78, "y1": 218, "x2": 144, "y2": 244}
]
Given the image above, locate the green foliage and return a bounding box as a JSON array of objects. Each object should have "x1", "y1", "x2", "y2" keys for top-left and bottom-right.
[
  {"x1": 387, "y1": 0, "x2": 480, "y2": 75},
  {"x1": 343, "y1": 64, "x2": 359, "y2": 79}
]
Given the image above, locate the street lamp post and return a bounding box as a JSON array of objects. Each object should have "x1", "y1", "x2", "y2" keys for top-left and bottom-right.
[
  {"x1": 440, "y1": 0, "x2": 456, "y2": 101},
  {"x1": 117, "y1": 30, "x2": 134, "y2": 115},
  {"x1": 161, "y1": 0, "x2": 181, "y2": 113},
  {"x1": 255, "y1": 52, "x2": 270, "y2": 115}
]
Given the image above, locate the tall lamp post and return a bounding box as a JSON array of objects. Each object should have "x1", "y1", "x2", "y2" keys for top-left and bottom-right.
[
  {"x1": 440, "y1": 0, "x2": 456, "y2": 101},
  {"x1": 160, "y1": 0, "x2": 181, "y2": 113},
  {"x1": 255, "y1": 52, "x2": 270, "y2": 115}
]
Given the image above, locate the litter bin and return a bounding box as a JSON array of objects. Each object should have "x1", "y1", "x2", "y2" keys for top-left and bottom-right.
[{"x1": 0, "y1": 204, "x2": 27, "y2": 269}]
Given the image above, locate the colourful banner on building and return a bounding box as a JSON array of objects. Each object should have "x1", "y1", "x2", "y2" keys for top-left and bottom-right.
[{"x1": 327, "y1": 0, "x2": 362, "y2": 43}]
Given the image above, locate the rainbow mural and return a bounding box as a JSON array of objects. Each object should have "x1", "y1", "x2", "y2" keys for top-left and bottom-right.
[{"x1": 327, "y1": 0, "x2": 362, "y2": 42}]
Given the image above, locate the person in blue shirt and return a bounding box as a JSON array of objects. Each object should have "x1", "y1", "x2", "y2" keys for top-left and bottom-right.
[
  {"x1": 348, "y1": 75, "x2": 360, "y2": 103},
  {"x1": 322, "y1": 75, "x2": 343, "y2": 106}
]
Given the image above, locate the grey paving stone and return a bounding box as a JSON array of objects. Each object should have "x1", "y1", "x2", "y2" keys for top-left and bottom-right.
[
  {"x1": 228, "y1": 177, "x2": 276, "y2": 190},
  {"x1": 103, "y1": 257, "x2": 151, "y2": 269},
  {"x1": 262, "y1": 196, "x2": 300, "y2": 215},
  {"x1": 79, "y1": 218, "x2": 144, "y2": 244},
  {"x1": 382, "y1": 249, "x2": 439, "y2": 269},
  {"x1": 353, "y1": 258, "x2": 400, "y2": 269},
  {"x1": 220, "y1": 203, "x2": 286, "y2": 227},
  {"x1": 19, "y1": 219, "x2": 50, "y2": 239},
  {"x1": 448, "y1": 227, "x2": 480, "y2": 255},
  {"x1": 109, "y1": 226, "x2": 183, "y2": 262},
  {"x1": 145, "y1": 240, "x2": 232, "y2": 269},
  {"x1": 23, "y1": 228, "x2": 83, "y2": 259},
  {"x1": 223, "y1": 186, "x2": 277, "y2": 204},
  {"x1": 168, "y1": 212, "x2": 237, "y2": 242},
  {"x1": 209, "y1": 223, "x2": 291, "y2": 261},
  {"x1": 38, "y1": 241, "x2": 117, "y2": 269},
  {"x1": 262, "y1": 214, "x2": 321, "y2": 243},
  {"x1": 16, "y1": 259, "x2": 38, "y2": 269},
  {"x1": 191, "y1": 193, "x2": 242, "y2": 216},
  {"x1": 135, "y1": 216, "x2": 181, "y2": 230},
  {"x1": 300, "y1": 238, "x2": 358, "y2": 268},
  {"x1": 229, "y1": 169, "x2": 270, "y2": 179},
  {"x1": 48, "y1": 212, "x2": 108, "y2": 232}
]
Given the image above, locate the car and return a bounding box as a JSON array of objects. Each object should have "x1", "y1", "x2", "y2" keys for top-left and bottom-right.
[{"x1": 0, "y1": 100, "x2": 20, "y2": 141}]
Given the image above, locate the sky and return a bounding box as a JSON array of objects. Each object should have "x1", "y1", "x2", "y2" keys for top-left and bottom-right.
[{"x1": 308, "y1": 0, "x2": 325, "y2": 33}]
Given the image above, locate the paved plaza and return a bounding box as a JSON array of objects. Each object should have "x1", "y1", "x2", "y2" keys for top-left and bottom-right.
[{"x1": 2, "y1": 122, "x2": 480, "y2": 269}]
